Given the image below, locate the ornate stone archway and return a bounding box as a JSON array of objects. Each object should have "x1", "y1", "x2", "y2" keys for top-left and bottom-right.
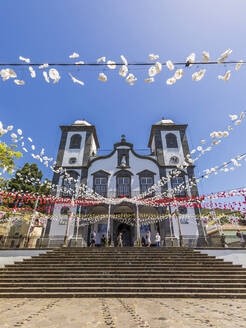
[{"x1": 113, "y1": 204, "x2": 135, "y2": 246}]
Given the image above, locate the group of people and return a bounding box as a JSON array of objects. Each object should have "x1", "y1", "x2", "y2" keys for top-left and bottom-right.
[
  {"x1": 90, "y1": 230, "x2": 161, "y2": 247},
  {"x1": 220, "y1": 230, "x2": 246, "y2": 248},
  {"x1": 117, "y1": 230, "x2": 161, "y2": 247},
  {"x1": 141, "y1": 231, "x2": 161, "y2": 247}
]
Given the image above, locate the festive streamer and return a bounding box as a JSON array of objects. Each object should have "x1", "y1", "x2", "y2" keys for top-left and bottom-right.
[{"x1": 0, "y1": 49, "x2": 245, "y2": 87}]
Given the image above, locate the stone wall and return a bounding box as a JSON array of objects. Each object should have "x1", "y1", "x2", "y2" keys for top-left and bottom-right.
[{"x1": 195, "y1": 249, "x2": 246, "y2": 268}]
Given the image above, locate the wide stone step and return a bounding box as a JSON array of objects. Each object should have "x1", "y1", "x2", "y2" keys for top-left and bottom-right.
[
  {"x1": 53, "y1": 249, "x2": 193, "y2": 252},
  {"x1": 0, "y1": 270, "x2": 246, "y2": 277},
  {"x1": 31, "y1": 256, "x2": 216, "y2": 261},
  {"x1": 2, "y1": 274, "x2": 246, "y2": 280},
  {"x1": 1, "y1": 265, "x2": 246, "y2": 274},
  {"x1": 50, "y1": 252, "x2": 198, "y2": 256},
  {"x1": 8, "y1": 262, "x2": 236, "y2": 268},
  {"x1": 15, "y1": 261, "x2": 228, "y2": 266},
  {"x1": 34, "y1": 256, "x2": 215, "y2": 261},
  {"x1": 1, "y1": 277, "x2": 246, "y2": 283},
  {"x1": 0, "y1": 271, "x2": 246, "y2": 278},
  {"x1": 4, "y1": 258, "x2": 237, "y2": 264},
  {"x1": 1, "y1": 286, "x2": 246, "y2": 293},
  {"x1": 48, "y1": 254, "x2": 206, "y2": 258},
  {"x1": 1, "y1": 282, "x2": 246, "y2": 288},
  {"x1": 36, "y1": 252, "x2": 212, "y2": 258},
  {"x1": 21, "y1": 258, "x2": 225, "y2": 264},
  {"x1": 52, "y1": 251, "x2": 196, "y2": 254},
  {"x1": 51, "y1": 251, "x2": 195, "y2": 254},
  {"x1": 1, "y1": 292, "x2": 246, "y2": 298},
  {"x1": 52, "y1": 248, "x2": 193, "y2": 251},
  {"x1": 38, "y1": 252, "x2": 212, "y2": 256}
]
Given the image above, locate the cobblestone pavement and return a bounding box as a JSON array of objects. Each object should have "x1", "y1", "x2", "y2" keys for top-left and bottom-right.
[{"x1": 0, "y1": 298, "x2": 246, "y2": 328}]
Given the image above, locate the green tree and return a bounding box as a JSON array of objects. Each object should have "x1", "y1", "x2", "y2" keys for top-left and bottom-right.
[
  {"x1": 0, "y1": 177, "x2": 7, "y2": 189},
  {"x1": 3, "y1": 163, "x2": 52, "y2": 213},
  {"x1": 7, "y1": 163, "x2": 51, "y2": 195},
  {"x1": 0, "y1": 141, "x2": 22, "y2": 174}
]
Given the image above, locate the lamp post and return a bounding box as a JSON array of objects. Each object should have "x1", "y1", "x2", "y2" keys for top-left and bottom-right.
[
  {"x1": 75, "y1": 216, "x2": 79, "y2": 247},
  {"x1": 136, "y1": 205, "x2": 141, "y2": 247},
  {"x1": 168, "y1": 205, "x2": 174, "y2": 247},
  {"x1": 25, "y1": 196, "x2": 39, "y2": 248},
  {"x1": 197, "y1": 205, "x2": 208, "y2": 246},
  {"x1": 39, "y1": 216, "x2": 48, "y2": 248},
  {"x1": 174, "y1": 209, "x2": 183, "y2": 247},
  {"x1": 63, "y1": 209, "x2": 73, "y2": 247},
  {"x1": 3, "y1": 217, "x2": 13, "y2": 248},
  {"x1": 75, "y1": 206, "x2": 81, "y2": 247},
  {"x1": 106, "y1": 204, "x2": 111, "y2": 247}
]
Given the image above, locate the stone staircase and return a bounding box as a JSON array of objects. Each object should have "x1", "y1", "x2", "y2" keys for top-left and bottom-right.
[{"x1": 0, "y1": 247, "x2": 246, "y2": 298}]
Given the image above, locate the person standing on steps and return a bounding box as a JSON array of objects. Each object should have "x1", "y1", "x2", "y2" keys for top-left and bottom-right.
[
  {"x1": 90, "y1": 230, "x2": 96, "y2": 247},
  {"x1": 236, "y1": 230, "x2": 245, "y2": 247},
  {"x1": 101, "y1": 234, "x2": 106, "y2": 247},
  {"x1": 155, "y1": 232, "x2": 161, "y2": 247},
  {"x1": 220, "y1": 233, "x2": 227, "y2": 248},
  {"x1": 147, "y1": 230, "x2": 151, "y2": 247},
  {"x1": 108, "y1": 234, "x2": 112, "y2": 247},
  {"x1": 117, "y1": 232, "x2": 123, "y2": 247}
]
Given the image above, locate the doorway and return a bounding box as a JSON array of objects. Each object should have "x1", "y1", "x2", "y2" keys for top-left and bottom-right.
[{"x1": 117, "y1": 223, "x2": 132, "y2": 246}]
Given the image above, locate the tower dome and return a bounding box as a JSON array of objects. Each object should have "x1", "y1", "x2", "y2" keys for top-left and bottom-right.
[
  {"x1": 155, "y1": 117, "x2": 174, "y2": 125},
  {"x1": 72, "y1": 119, "x2": 92, "y2": 126}
]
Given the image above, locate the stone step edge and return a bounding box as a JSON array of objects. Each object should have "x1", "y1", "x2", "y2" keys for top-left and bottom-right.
[
  {"x1": 7, "y1": 264, "x2": 238, "y2": 268},
  {"x1": 47, "y1": 255, "x2": 209, "y2": 257},
  {"x1": 2, "y1": 271, "x2": 245, "y2": 274},
  {"x1": 1, "y1": 278, "x2": 246, "y2": 282},
  {"x1": 2, "y1": 268, "x2": 244, "y2": 272},
  {"x1": 1, "y1": 286, "x2": 246, "y2": 291},
  {"x1": 3, "y1": 264, "x2": 243, "y2": 268},
  {"x1": 18, "y1": 259, "x2": 227, "y2": 264},
  {"x1": 1, "y1": 283, "x2": 246, "y2": 287},
  {"x1": 0, "y1": 292, "x2": 246, "y2": 299}
]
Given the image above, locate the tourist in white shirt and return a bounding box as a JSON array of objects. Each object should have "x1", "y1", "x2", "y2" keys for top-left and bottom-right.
[
  {"x1": 155, "y1": 232, "x2": 161, "y2": 247},
  {"x1": 147, "y1": 231, "x2": 151, "y2": 247}
]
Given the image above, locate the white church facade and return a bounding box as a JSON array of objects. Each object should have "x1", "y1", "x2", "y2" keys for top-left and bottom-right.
[{"x1": 45, "y1": 118, "x2": 206, "y2": 247}]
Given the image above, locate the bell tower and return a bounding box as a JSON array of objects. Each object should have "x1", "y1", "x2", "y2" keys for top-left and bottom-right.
[
  {"x1": 148, "y1": 117, "x2": 190, "y2": 167},
  {"x1": 52, "y1": 119, "x2": 99, "y2": 191}
]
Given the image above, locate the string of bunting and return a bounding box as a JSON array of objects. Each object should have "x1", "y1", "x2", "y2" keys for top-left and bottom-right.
[
  {"x1": 1, "y1": 186, "x2": 246, "y2": 213},
  {"x1": 0, "y1": 49, "x2": 245, "y2": 87},
  {"x1": 1, "y1": 212, "x2": 245, "y2": 228}
]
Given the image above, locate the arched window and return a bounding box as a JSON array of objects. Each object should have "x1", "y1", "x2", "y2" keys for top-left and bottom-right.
[
  {"x1": 140, "y1": 177, "x2": 153, "y2": 193},
  {"x1": 69, "y1": 134, "x2": 82, "y2": 149},
  {"x1": 171, "y1": 174, "x2": 186, "y2": 197},
  {"x1": 137, "y1": 170, "x2": 156, "y2": 197},
  {"x1": 94, "y1": 177, "x2": 108, "y2": 197},
  {"x1": 166, "y1": 133, "x2": 178, "y2": 148}
]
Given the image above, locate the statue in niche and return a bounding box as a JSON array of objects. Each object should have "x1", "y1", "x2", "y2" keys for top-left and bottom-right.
[{"x1": 120, "y1": 155, "x2": 127, "y2": 168}]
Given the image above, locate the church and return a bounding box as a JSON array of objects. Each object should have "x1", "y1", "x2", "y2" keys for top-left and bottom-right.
[{"x1": 45, "y1": 117, "x2": 205, "y2": 247}]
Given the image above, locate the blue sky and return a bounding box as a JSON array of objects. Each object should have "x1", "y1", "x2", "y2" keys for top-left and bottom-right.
[{"x1": 1, "y1": 0, "x2": 246, "y2": 196}]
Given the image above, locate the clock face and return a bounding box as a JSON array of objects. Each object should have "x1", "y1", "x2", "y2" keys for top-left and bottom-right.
[{"x1": 170, "y1": 156, "x2": 179, "y2": 164}]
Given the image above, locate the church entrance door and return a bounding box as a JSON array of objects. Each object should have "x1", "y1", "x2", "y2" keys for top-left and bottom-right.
[{"x1": 117, "y1": 223, "x2": 131, "y2": 246}]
